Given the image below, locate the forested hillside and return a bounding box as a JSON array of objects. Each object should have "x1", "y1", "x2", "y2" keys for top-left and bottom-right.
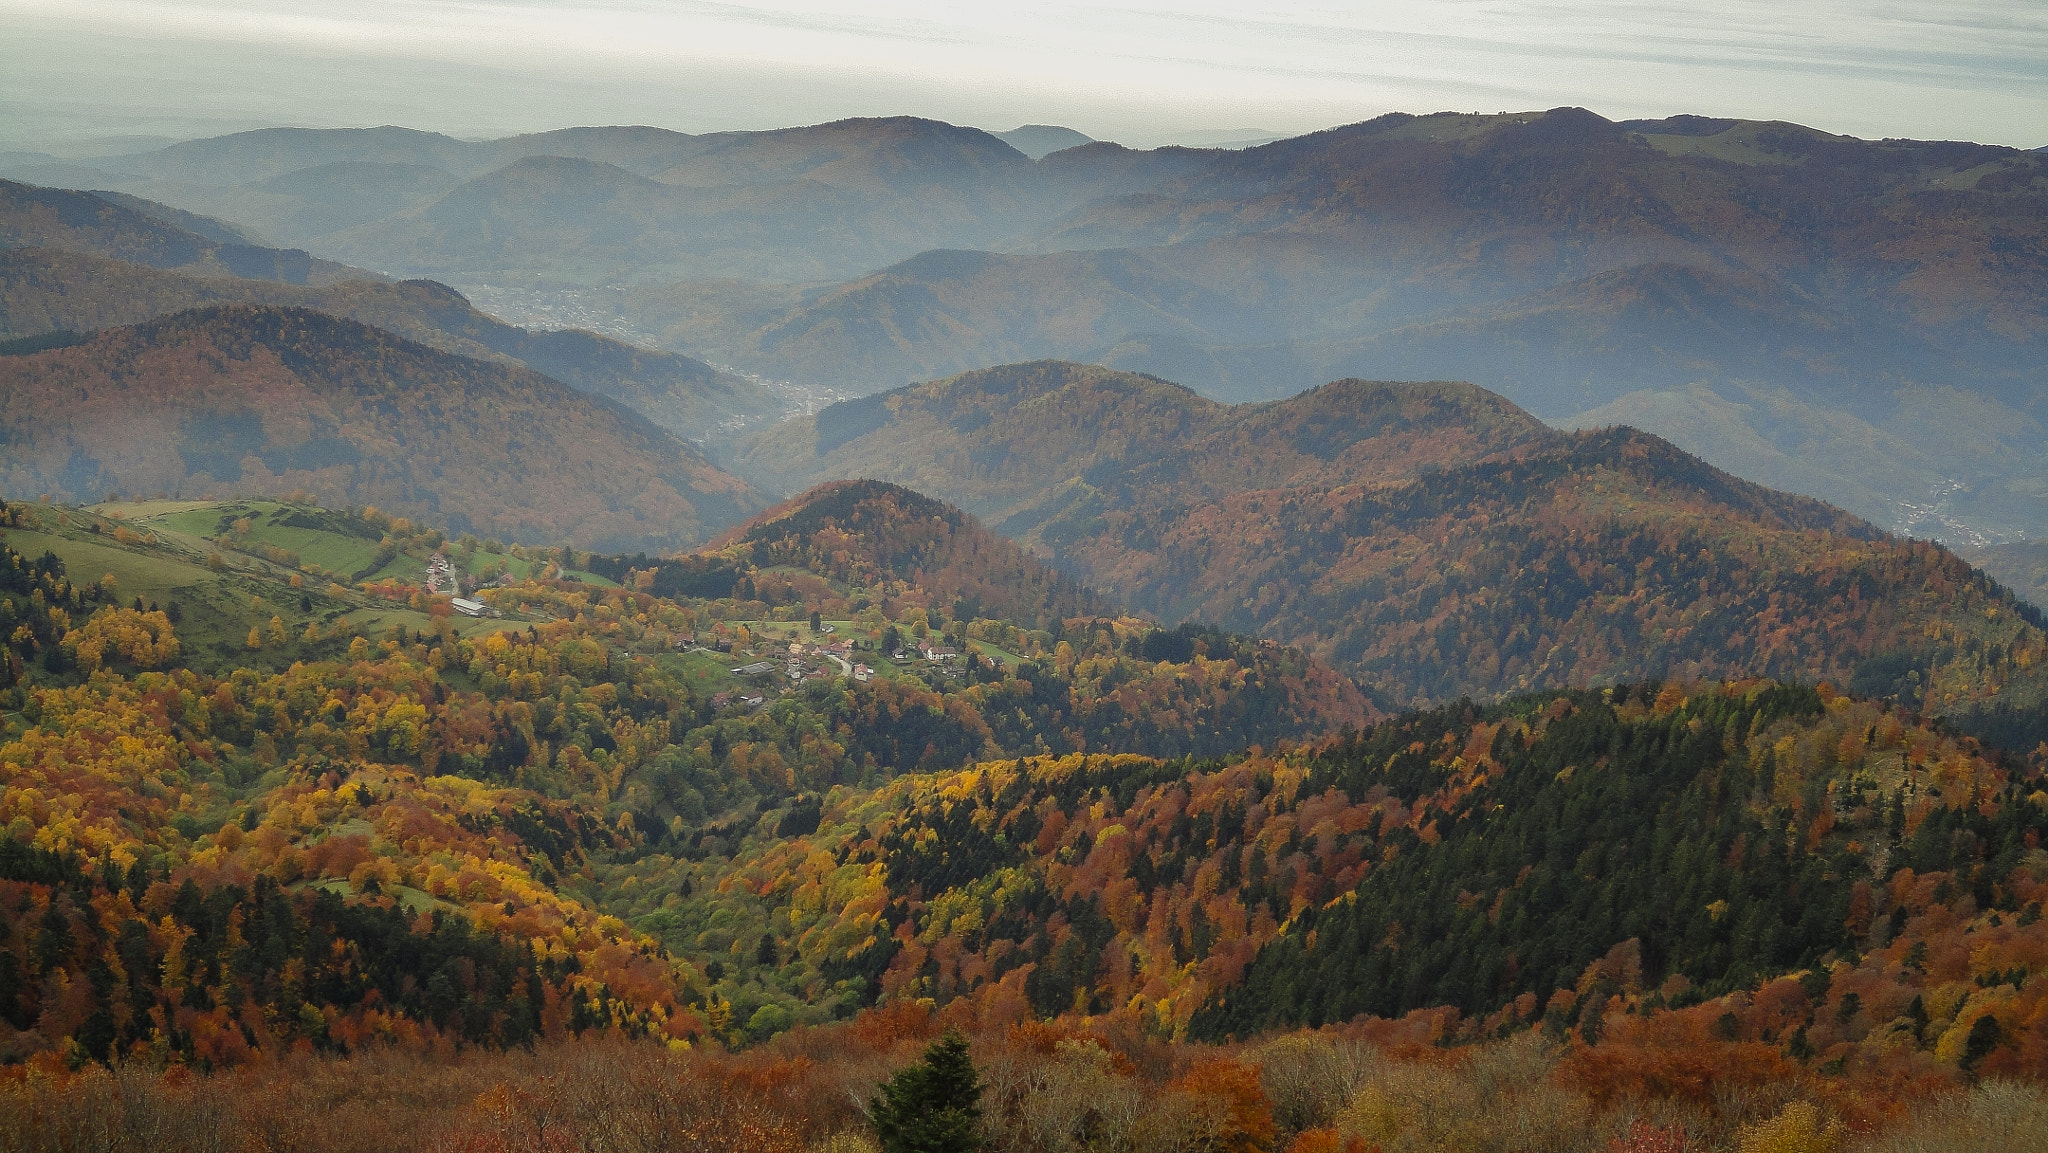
[
  {"x1": 0, "y1": 488, "x2": 1365, "y2": 1059},
  {"x1": 3, "y1": 487, "x2": 2046, "y2": 1149},
  {"x1": 0, "y1": 247, "x2": 777, "y2": 442},
  {"x1": 1200, "y1": 682, "x2": 2048, "y2": 1038},
  {"x1": 15, "y1": 110, "x2": 2043, "y2": 543},
  {"x1": 0, "y1": 305, "x2": 763, "y2": 550},
  {"x1": 0, "y1": 180, "x2": 366, "y2": 285},
  {"x1": 736, "y1": 362, "x2": 2048, "y2": 746},
  {"x1": 715, "y1": 480, "x2": 1106, "y2": 629},
  {"x1": 635, "y1": 678, "x2": 2048, "y2": 1086}
]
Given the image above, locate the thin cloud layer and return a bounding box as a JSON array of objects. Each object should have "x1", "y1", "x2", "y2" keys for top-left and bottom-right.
[{"x1": 3, "y1": 0, "x2": 2042, "y2": 148}]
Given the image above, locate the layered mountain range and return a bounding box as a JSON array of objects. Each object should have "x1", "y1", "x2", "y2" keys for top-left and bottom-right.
[
  {"x1": 9, "y1": 109, "x2": 2038, "y2": 546},
  {"x1": 0, "y1": 181, "x2": 780, "y2": 441},
  {"x1": 5, "y1": 106, "x2": 2048, "y2": 1127},
  {"x1": 737, "y1": 362, "x2": 2048, "y2": 744},
  {"x1": 0, "y1": 305, "x2": 763, "y2": 550},
  {"x1": 3, "y1": 111, "x2": 2044, "y2": 730}
]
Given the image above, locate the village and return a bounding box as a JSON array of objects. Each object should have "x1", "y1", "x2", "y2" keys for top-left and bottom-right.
[
  {"x1": 402, "y1": 542, "x2": 1011, "y2": 717},
  {"x1": 419, "y1": 547, "x2": 518, "y2": 617},
  {"x1": 675, "y1": 621, "x2": 978, "y2": 713}
]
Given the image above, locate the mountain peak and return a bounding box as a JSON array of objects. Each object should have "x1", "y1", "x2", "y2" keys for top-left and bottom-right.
[
  {"x1": 0, "y1": 178, "x2": 368, "y2": 285},
  {"x1": 995, "y1": 124, "x2": 1095, "y2": 159},
  {"x1": 0, "y1": 304, "x2": 764, "y2": 550},
  {"x1": 714, "y1": 477, "x2": 1100, "y2": 627}
]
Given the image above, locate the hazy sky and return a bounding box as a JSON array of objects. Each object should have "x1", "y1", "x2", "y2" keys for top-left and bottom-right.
[{"x1": 4, "y1": 1, "x2": 2043, "y2": 151}]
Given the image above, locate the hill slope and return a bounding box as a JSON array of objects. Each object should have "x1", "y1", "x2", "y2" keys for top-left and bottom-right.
[
  {"x1": 737, "y1": 362, "x2": 2048, "y2": 736},
  {"x1": 0, "y1": 179, "x2": 368, "y2": 285},
  {"x1": 0, "y1": 247, "x2": 777, "y2": 440},
  {"x1": 709, "y1": 479, "x2": 1105, "y2": 631},
  {"x1": 321, "y1": 119, "x2": 1044, "y2": 284},
  {"x1": 3, "y1": 493, "x2": 2044, "y2": 1125},
  {"x1": 0, "y1": 481, "x2": 1367, "y2": 1057},
  {"x1": 620, "y1": 110, "x2": 2045, "y2": 543},
  {"x1": 647, "y1": 680, "x2": 2048, "y2": 1062},
  {"x1": 0, "y1": 305, "x2": 764, "y2": 550}
]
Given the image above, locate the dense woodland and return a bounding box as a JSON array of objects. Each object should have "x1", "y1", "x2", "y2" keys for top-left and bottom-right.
[
  {"x1": 0, "y1": 305, "x2": 764, "y2": 551},
  {"x1": 0, "y1": 491, "x2": 1363, "y2": 1061},
  {"x1": 2, "y1": 481, "x2": 2046, "y2": 1150},
  {"x1": 1, "y1": 104, "x2": 2044, "y2": 1150},
  {"x1": 0, "y1": 246, "x2": 778, "y2": 443},
  {"x1": 737, "y1": 365, "x2": 2048, "y2": 751}
]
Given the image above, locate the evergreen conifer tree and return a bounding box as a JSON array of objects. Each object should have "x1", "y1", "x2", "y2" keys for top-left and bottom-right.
[{"x1": 870, "y1": 1030, "x2": 982, "y2": 1153}]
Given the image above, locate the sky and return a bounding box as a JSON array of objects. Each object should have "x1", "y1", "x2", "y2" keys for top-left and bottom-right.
[{"x1": 3, "y1": 1, "x2": 2044, "y2": 152}]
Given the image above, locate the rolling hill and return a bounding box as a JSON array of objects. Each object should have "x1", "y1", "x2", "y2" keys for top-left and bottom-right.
[
  {"x1": 318, "y1": 119, "x2": 1046, "y2": 284},
  {"x1": 735, "y1": 361, "x2": 2048, "y2": 741},
  {"x1": 627, "y1": 111, "x2": 2043, "y2": 543},
  {"x1": 993, "y1": 124, "x2": 1094, "y2": 158},
  {"x1": 34, "y1": 109, "x2": 2038, "y2": 546},
  {"x1": 711, "y1": 479, "x2": 1105, "y2": 631},
  {"x1": 0, "y1": 246, "x2": 778, "y2": 441},
  {"x1": 0, "y1": 305, "x2": 765, "y2": 550},
  {"x1": 4, "y1": 481, "x2": 2041, "y2": 1133},
  {"x1": 0, "y1": 178, "x2": 367, "y2": 285}
]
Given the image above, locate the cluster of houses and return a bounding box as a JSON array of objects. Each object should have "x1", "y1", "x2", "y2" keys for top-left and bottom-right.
[
  {"x1": 767, "y1": 635, "x2": 875, "y2": 684},
  {"x1": 424, "y1": 550, "x2": 509, "y2": 616},
  {"x1": 911, "y1": 640, "x2": 960, "y2": 663},
  {"x1": 682, "y1": 626, "x2": 996, "y2": 716},
  {"x1": 706, "y1": 634, "x2": 877, "y2": 712},
  {"x1": 892, "y1": 639, "x2": 965, "y2": 675}
]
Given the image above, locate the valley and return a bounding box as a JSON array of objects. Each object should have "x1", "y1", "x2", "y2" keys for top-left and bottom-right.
[
  {"x1": 3, "y1": 96, "x2": 2046, "y2": 1151},
  {"x1": 735, "y1": 363, "x2": 2048, "y2": 748}
]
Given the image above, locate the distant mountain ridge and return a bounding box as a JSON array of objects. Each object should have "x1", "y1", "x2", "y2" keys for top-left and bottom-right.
[
  {"x1": 597, "y1": 110, "x2": 2042, "y2": 544},
  {"x1": 0, "y1": 178, "x2": 368, "y2": 285},
  {"x1": 737, "y1": 361, "x2": 2048, "y2": 743},
  {"x1": 0, "y1": 305, "x2": 765, "y2": 550},
  {"x1": 5, "y1": 109, "x2": 2041, "y2": 543},
  {"x1": 994, "y1": 125, "x2": 1094, "y2": 159},
  {"x1": 0, "y1": 118, "x2": 1208, "y2": 284},
  {"x1": 0, "y1": 246, "x2": 776, "y2": 441},
  {"x1": 713, "y1": 479, "x2": 1107, "y2": 631}
]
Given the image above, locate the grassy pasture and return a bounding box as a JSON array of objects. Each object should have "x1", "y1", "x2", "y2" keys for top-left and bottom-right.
[{"x1": 0, "y1": 526, "x2": 215, "y2": 602}]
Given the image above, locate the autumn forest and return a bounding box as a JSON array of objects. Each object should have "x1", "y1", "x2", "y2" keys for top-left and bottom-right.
[{"x1": 2, "y1": 90, "x2": 2047, "y2": 1153}]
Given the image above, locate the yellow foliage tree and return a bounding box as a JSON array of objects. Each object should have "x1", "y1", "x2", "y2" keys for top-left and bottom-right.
[
  {"x1": 1736, "y1": 1101, "x2": 1843, "y2": 1153},
  {"x1": 61, "y1": 607, "x2": 181, "y2": 672}
]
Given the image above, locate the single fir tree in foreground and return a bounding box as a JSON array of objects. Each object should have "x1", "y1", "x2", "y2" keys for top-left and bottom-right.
[{"x1": 871, "y1": 1030, "x2": 984, "y2": 1153}]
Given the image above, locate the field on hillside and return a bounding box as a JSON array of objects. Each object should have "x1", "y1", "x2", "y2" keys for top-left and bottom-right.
[
  {"x1": 0, "y1": 484, "x2": 1362, "y2": 1058},
  {"x1": 2, "y1": 480, "x2": 2046, "y2": 1149},
  {"x1": 2, "y1": 99, "x2": 2044, "y2": 1149},
  {"x1": 0, "y1": 499, "x2": 536, "y2": 680},
  {"x1": 7, "y1": 661, "x2": 2047, "y2": 1149}
]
